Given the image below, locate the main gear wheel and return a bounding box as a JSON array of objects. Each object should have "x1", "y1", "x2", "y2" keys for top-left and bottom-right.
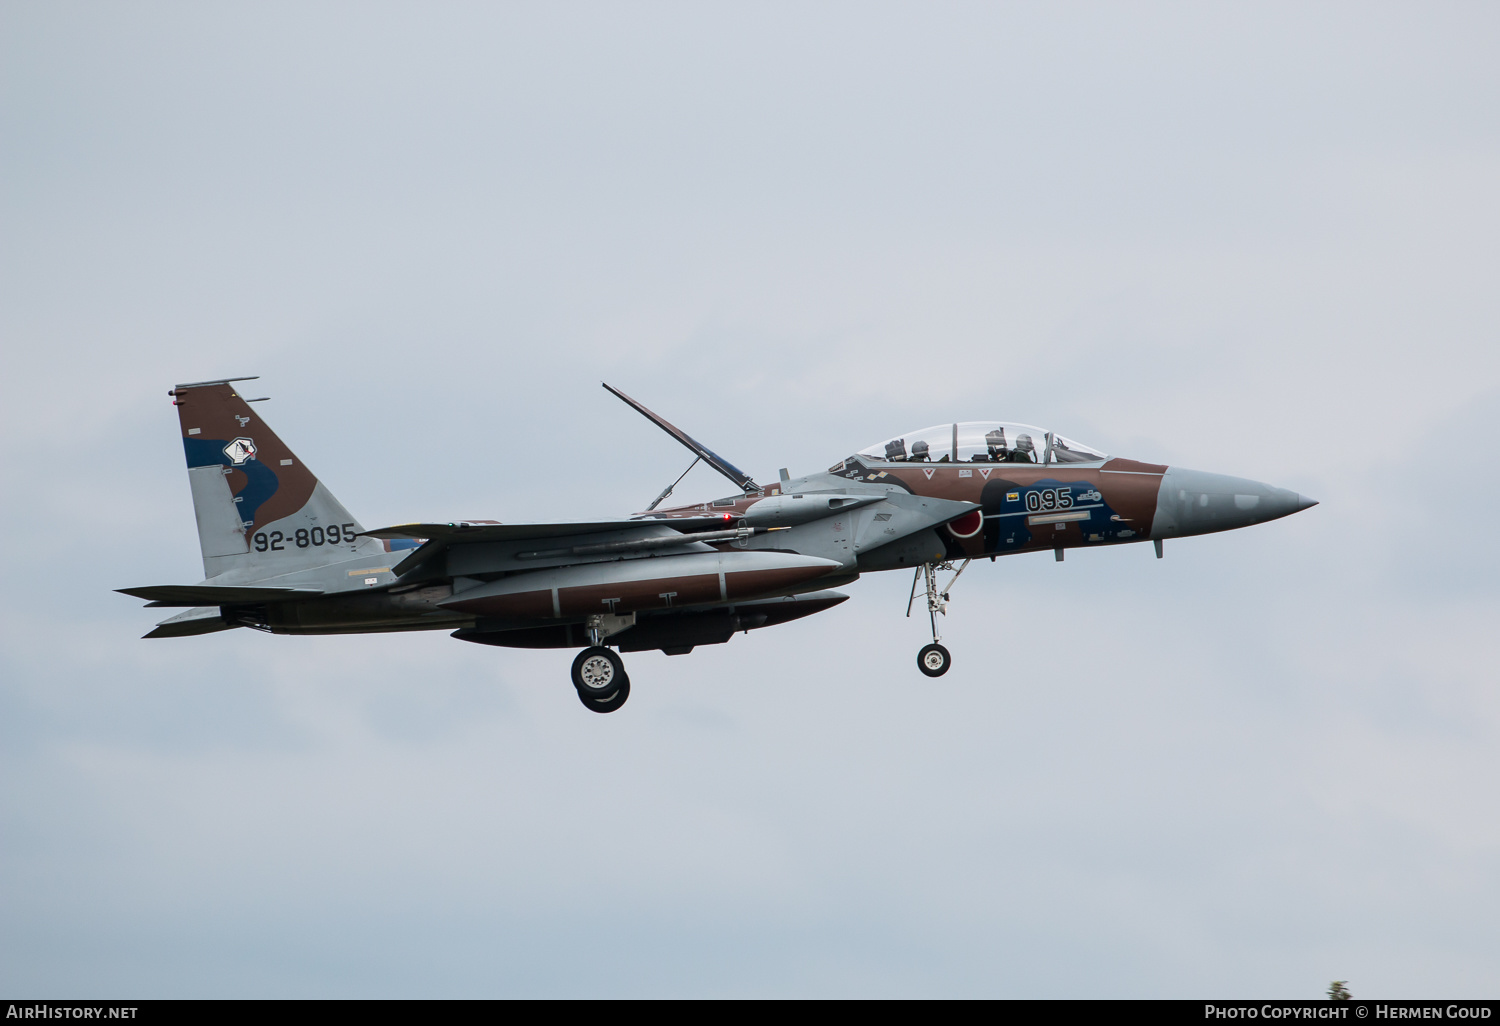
[
  {"x1": 572, "y1": 646, "x2": 625, "y2": 696},
  {"x1": 577, "y1": 675, "x2": 631, "y2": 713}
]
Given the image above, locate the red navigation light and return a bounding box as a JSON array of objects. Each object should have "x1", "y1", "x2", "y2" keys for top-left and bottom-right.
[{"x1": 722, "y1": 513, "x2": 733, "y2": 520}]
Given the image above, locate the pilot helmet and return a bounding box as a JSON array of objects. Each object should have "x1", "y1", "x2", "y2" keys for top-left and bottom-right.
[
  {"x1": 911, "y1": 439, "x2": 930, "y2": 461},
  {"x1": 1014, "y1": 433, "x2": 1035, "y2": 454}
]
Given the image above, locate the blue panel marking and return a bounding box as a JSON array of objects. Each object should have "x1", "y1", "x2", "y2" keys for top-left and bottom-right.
[
  {"x1": 183, "y1": 436, "x2": 230, "y2": 469},
  {"x1": 182, "y1": 437, "x2": 280, "y2": 526}
]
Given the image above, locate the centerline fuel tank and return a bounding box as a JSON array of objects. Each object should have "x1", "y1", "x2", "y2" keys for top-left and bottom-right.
[{"x1": 438, "y1": 550, "x2": 844, "y2": 619}]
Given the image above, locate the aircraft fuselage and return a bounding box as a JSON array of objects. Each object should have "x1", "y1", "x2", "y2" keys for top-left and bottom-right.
[{"x1": 123, "y1": 379, "x2": 1316, "y2": 711}]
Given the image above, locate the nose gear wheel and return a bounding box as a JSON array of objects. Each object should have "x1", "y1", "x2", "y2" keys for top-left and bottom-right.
[{"x1": 918, "y1": 643, "x2": 951, "y2": 677}]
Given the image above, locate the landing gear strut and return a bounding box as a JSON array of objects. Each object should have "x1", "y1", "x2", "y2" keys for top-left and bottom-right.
[{"x1": 907, "y1": 558, "x2": 970, "y2": 678}]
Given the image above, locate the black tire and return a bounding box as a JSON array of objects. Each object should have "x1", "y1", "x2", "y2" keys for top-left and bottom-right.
[
  {"x1": 571, "y1": 646, "x2": 625, "y2": 696},
  {"x1": 577, "y1": 675, "x2": 630, "y2": 713},
  {"x1": 917, "y1": 643, "x2": 951, "y2": 677}
]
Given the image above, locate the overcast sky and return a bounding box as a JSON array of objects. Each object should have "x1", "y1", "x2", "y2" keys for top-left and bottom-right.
[{"x1": 3, "y1": 1, "x2": 1498, "y2": 998}]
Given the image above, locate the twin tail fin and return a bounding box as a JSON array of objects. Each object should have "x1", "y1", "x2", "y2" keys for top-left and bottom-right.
[{"x1": 170, "y1": 377, "x2": 385, "y2": 579}]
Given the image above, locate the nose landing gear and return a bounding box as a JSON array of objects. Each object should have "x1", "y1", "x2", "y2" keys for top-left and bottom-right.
[
  {"x1": 907, "y1": 558, "x2": 970, "y2": 678},
  {"x1": 918, "y1": 642, "x2": 951, "y2": 677}
]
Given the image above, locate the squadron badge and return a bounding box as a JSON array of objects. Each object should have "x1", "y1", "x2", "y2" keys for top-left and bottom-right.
[{"x1": 223, "y1": 437, "x2": 257, "y2": 465}]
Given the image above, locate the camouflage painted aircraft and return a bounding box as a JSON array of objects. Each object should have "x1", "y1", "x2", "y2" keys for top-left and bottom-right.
[{"x1": 121, "y1": 377, "x2": 1317, "y2": 713}]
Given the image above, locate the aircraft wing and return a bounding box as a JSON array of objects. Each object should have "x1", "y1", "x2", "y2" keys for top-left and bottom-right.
[
  {"x1": 116, "y1": 584, "x2": 326, "y2": 606},
  {"x1": 363, "y1": 516, "x2": 752, "y2": 577},
  {"x1": 361, "y1": 517, "x2": 736, "y2": 543}
]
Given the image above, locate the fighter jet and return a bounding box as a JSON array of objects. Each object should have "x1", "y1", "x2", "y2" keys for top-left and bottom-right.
[{"x1": 120, "y1": 377, "x2": 1317, "y2": 713}]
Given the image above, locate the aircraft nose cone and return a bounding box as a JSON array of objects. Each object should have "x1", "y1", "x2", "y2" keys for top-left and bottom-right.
[{"x1": 1153, "y1": 469, "x2": 1318, "y2": 539}]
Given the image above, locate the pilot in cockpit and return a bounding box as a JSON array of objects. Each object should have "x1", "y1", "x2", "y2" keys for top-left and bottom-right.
[
  {"x1": 984, "y1": 428, "x2": 1006, "y2": 462},
  {"x1": 910, "y1": 439, "x2": 931, "y2": 462},
  {"x1": 1011, "y1": 434, "x2": 1037, "y2": 463}
]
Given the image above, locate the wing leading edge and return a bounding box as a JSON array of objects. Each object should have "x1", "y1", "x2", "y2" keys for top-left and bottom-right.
[{"x1": 361, "y1": 516, "x2": 753, "y2": 577}]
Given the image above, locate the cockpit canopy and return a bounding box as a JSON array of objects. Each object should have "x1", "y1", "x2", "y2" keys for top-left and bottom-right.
[{"x1": 854, "y1": 422, "x2": 1107, "y2": 466}]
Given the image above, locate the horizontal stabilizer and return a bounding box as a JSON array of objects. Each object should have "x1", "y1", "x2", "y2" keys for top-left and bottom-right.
[
  {"x1": 118, "y1": 584, "x2": 325, "y2": 607},
  {"x1": 144, "y1": 605, "x2": 237, "y2": 638}
]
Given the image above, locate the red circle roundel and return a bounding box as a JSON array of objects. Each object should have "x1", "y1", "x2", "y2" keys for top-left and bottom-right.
[{"x1": 947, "y1": 509, "x2": 983, "y2": 538}]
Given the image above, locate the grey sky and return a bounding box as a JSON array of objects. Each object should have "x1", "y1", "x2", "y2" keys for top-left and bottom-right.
[{"x1": 2, "y1": 1, "x2": 1498, "y2": 997}]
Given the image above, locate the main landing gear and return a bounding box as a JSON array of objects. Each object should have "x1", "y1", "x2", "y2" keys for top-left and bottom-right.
[
  {"x1": 907, "y1": 558, "x2": 970, "y2": 678},
  {"x1": 571, "y1": 646, "x2": 630, "y2": 712},
  {"x1": 570, "y1": 615, "x2": 631, "y2": 713}
]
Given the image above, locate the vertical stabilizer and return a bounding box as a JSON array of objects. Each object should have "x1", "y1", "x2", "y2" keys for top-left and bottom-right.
[{"x1": 170, "y1": 378, "x2": 385, "y2": 580}]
